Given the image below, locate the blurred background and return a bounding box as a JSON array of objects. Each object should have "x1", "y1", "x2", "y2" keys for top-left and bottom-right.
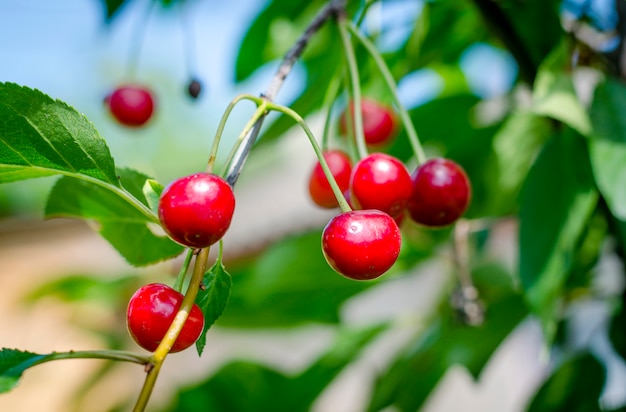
[{"x1": 1, "y1": 0, "x2": 626, "y2": 411}]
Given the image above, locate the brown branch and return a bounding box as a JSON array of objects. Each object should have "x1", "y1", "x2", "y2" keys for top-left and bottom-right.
[{"x1": 225, "y1": 0, "x2": 346, "y2": 186}]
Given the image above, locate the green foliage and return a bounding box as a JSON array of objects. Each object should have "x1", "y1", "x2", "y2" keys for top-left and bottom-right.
[
  {"x1": 195, "y1": 251, "x2": 232, "y2": 356},
  {"x1": 45, "y1": 169, "x2": 183, "y2": 266},
  {"x1": 168, "y1": 324, "x2": 385, "y2": 412},
  {"x1": 526, "y1": 353, "x2": 604, "y2": 412},
  {"x1": 519, "y1": 132, "x2": 598, "y2": 341},
  {"x1": 0, "y1": 83, "x2": 118, "y2": 185},
  {"x1": 5, "y1": 0, "x2": 626, "y2": 411},
  {"x1": 219, "y1": 230, "x2": 371, "y2": 328},
  {"x1": 0, "y1": 349, "x2": 46, "y2": 393},
  {"x1": 367, "y1": 263, "x2": 527, "y2": 412},
  {"x1": 530, "y1": 42, "x2": 592, "y2": 135}
]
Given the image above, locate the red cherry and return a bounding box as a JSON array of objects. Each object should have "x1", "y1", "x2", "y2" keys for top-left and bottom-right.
[
  {"x1": 407, "y1": 158, "x2": 471, "y2": 227},
  {"x1": 322, "y1": 209, "x2": 401, "y2": 280},
  {"x1": 339, "y1": 98, "x2": 398, "y2": 146},
  {"x1": 107, "y1": 85, "x2": 155, "y2": 127},
  {"x1": 350, "y1": 153, "x2": 412, "y2": 219},
  {"x1": 308, "y1": 150, "x2": 352, "y2": 208},
  {"x1": 158, "y1": 172, "x2": 236, "y2": 248},
  {"x1": 126, "y1": 283, "x2": 204, "y2": 353}
]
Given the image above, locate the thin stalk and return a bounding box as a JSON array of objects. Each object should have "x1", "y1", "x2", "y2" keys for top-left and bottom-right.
[
  {"x1": 222, "y1": 101, "x2": 268, "y2": 179},
  {"x1": 337, "y1": 17, "x2": 368, "y2": 160},
  {"x1": 346, "y1": 21, "x2": 427, "y2": 165},
  {"x1": 172, "y1": 249, "x2": 194, "y2": 293},
  {"x1": 206, "y1": 94, "x2": 259, "y2": 173},
  {"x1": 179, "y1": 1, "x2": 198, "y2": 81},
  {"x1": 320, "y1": 69, "x2": 344, "y2": 150},
  {"x1": 267, "y1": 102, "x2": 351, "y2": 213},
  {"x1": 36, "y1": 350, "x2": 149, "y2": 366},
  {"x1": 126, "y1": 0, "x2": 156, "y2": 81},
  {"x1": 71, "y1": 173, "x2": 158, "y2": 224},
  {"x1": 132, "y1": 247, "x2": 210, "y2": 412}
]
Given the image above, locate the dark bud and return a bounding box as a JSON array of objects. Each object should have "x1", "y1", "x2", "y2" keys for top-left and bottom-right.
[{"x1": 187, "y1": 78, "x2": 203, "y2": 99}]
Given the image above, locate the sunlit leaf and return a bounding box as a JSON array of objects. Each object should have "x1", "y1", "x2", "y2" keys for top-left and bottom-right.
[
  {"x1": 519, "y1": 131, "x2": 598, "y2": 341},
  {"x1": 531, "y1": 43, "x2": 591, "y2": 135},
  {"x1": 0, "y1": 82, "x2": 119, "y2": 185},
  {"x1": 195, "y1": 252, "x2": 232, "y2": 356},
  {"x1": 170, "y1": 324, "x2": 384, "y2": 412},
  {"x1": 45, "y1": 168, "x2": 183, "y2": 266},
  {"x1": 589, "y1": 78, "x2": 626, "y2": 220}
]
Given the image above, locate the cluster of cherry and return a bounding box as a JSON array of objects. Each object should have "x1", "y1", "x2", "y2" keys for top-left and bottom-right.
[{"x1": 309, "y1": 98, "x2": 471, "y2": 280}]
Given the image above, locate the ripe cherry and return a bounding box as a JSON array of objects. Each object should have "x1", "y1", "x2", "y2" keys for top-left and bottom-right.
[
  {"x1": 127, "y1": 283, "x2": 204, "y2": 353},
  {"x1": 308, "y1": 149, "x2": 352, "y2": 208},
  {"x1": 339, "y1": 98, "x2": 398, "y2": 146},
  {"x1": 407, "y1": 158, "x2": 471, "y2": 227},
  {"x1": 322, "y1": 209, "x2": 401, "y2": 280},
  {"x1": 158, "y1": 172, "x2": 236, "y2": 248},
  {"x1": 106, "y1": 85, "x2": 155, "y2": 127},
  {"x1": 350, "y1": 153, "x2": 412, "y2": 220}
]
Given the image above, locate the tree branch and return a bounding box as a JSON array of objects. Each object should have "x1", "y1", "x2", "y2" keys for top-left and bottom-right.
[{"x1": 225, "y1": 0, "x2": 346, "y2": 186}]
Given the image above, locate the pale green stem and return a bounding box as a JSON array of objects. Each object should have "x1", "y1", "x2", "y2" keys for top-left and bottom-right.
[
  {"x1": 132, "y1": 247, "x2": 210, "y2": 412},
  {"x1": 266, "y1": 102, "x2": 352, "y2": 213},
  {"x1": 172, "y1": 249, "x2": 194, "y2": 293},
  {"x1": 346, "y1": 21, "x2": 427, "y2": 164},
  {"x1": 34, "y1": 350, "x2": 149, "y2": 366},
  {"x1": 221, "y1": 100, "x2": 268, "y2": 178},
  {"x1": 207, "y1": 94, "x2": 259, "y2": 173},
  {"x1": 57, "y1": 173, "x2": 158, "y2": 224},
  {"x1": 337, "y1": 17, "x2": 368, "y2": 160},
  {"x1": 320, "y1": 69, "x2": 344, "y2": 150}
]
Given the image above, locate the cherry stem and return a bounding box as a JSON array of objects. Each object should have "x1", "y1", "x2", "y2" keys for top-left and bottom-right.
[
  {"x1": 346, "y1": 21, "x2": 427, "y2": 165},
  {"x1": 28, "y1": 350, "x2": 150, "y2": 369},
  {"x1": 337, "y1": 17, "x2": 368, "y2": 160},
  {"x1": 179, "y1": 1, "x2": 198, "y2": 81},
  {"x1": 207, "y1": 94, "x2": 259, "y2": 174},
  {"x1": 125, "y1": 0, "x2": 156, "y2": 82},
  {"x1": 320, "y1": 68, "x2": 344, "y2": 151},
  {"x1": 224, "y1": 0, "x2": 346, "y2": 186},
  {"x1": 266, "y1": 102, "x2": 352, "y2": 213},
  {"x1": 172, "y1": 249, "x2": 194, "y2": 293},
  {"x1": 221, "y1": 97, "x2": 269, "y2": 179},
  {"x1": 132, "y1": 247, "x2": 210, "y2": 412}
]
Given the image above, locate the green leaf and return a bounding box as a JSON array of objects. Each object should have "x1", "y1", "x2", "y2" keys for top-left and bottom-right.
[
  {"x1": 488, "y1": 111, "x2": 552, "y2": 213},
  {"x1": 367, "y1": 262, "x2": 527, "y2": 412},
  {"x1": 519, "y1": 132, "x2": 598, "y2": 340},
  {"x1": 526, "y1": 353, "x2": 604, "y2": 412},
  {"x1": 589, "y1": 78, "x2": 626, "y2": 220},
  {"x1": 45, "y1": 168, "x2": 183, "y2": 266},
  {"x1": 195, "y1": 252, "x2": 232, "y2": 356},
  {"x1": 23, "y1": 274, "x2": 137, "y2": 306},
  {"x1": 530, "y1": 44, "x2": 592, "y2": 136},
  {"x1": 0, "y1": 348, "x2": 46, "y2": 393},
  {"x1": 219, "y1": 230, "x2": 370, "y2": 328},
  {"x1": 170, "y1": 324, "x2": 384, "y2": 412},
  {"x1": 142, "y1": 179, "x2": 164, "y2": 215},
  {"x1": 100, "y1": 0, "x2": 130, "y2": 23},
  {"x1": 0, "y1": 82, "x2": 119, "y2": 186}
]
